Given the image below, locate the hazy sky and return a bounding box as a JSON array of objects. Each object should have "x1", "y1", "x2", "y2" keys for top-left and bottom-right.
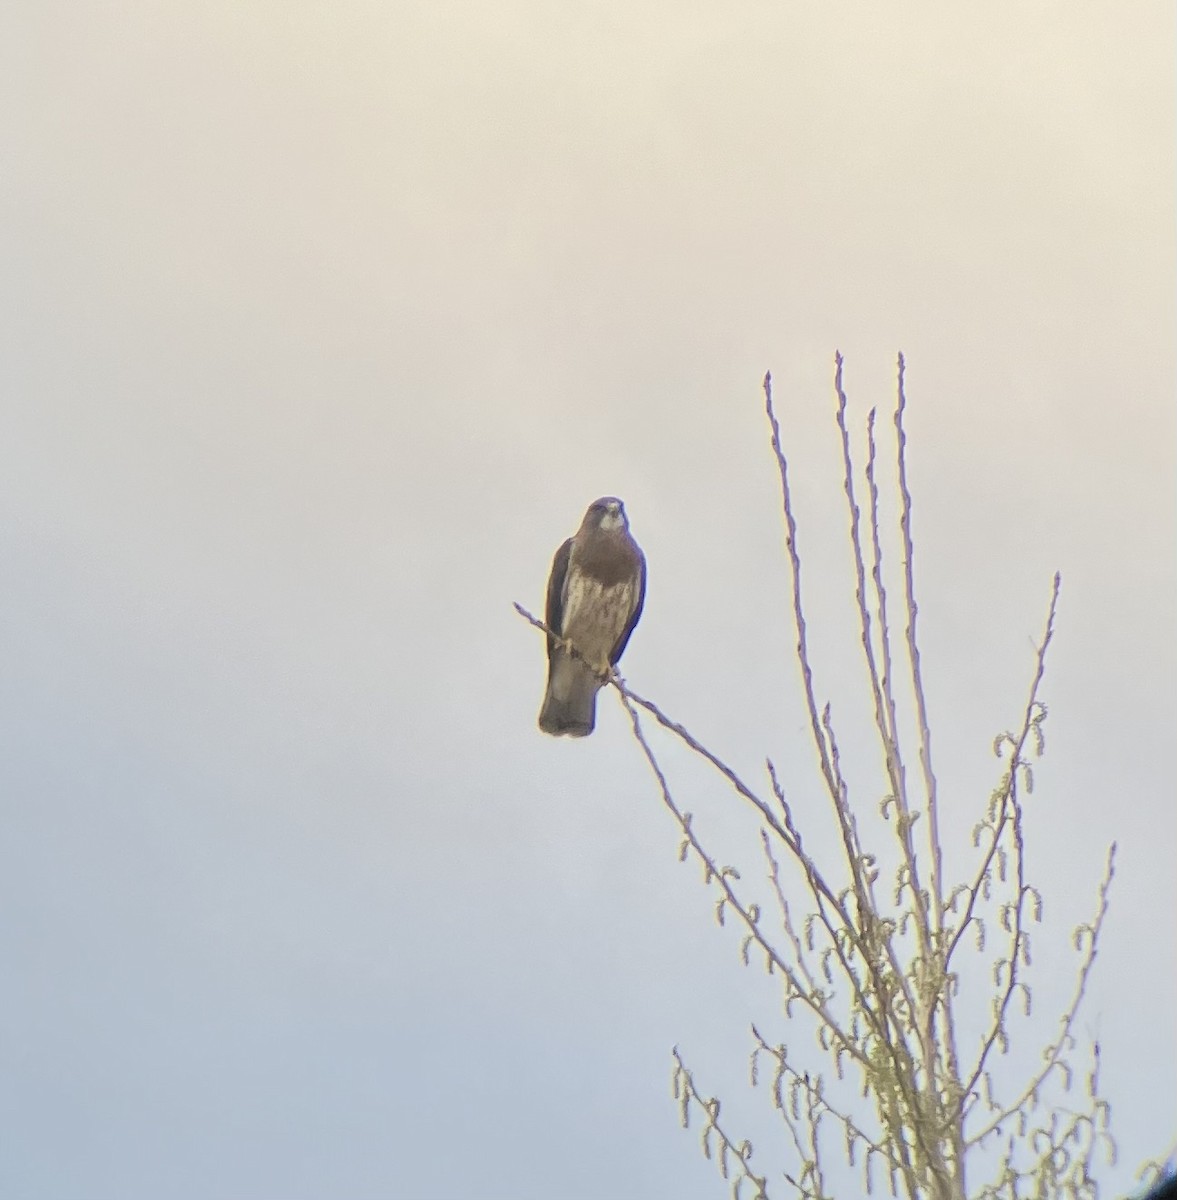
[{"x1": 1, "y1": 3, "x2": 1173, "y2": 1198}]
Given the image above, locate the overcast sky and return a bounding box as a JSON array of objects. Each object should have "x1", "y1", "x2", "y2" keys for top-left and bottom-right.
[{"x1": 1, "y1": 3, "x2": 1173, "y2": 1198}]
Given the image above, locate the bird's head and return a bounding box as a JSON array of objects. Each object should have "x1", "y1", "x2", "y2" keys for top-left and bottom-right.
[{"x1": 586, "y1": 496, "x2": 628, "y2": 533}]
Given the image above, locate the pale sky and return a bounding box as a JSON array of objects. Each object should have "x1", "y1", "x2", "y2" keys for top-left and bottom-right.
[{"x1": 1, "y1": 3, "x2": 1173, "y2": 1198}]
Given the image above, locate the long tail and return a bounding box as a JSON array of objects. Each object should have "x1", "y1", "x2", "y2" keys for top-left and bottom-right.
[{"x1": 537, "y1": 650, "x2": 600, "y2": 737}]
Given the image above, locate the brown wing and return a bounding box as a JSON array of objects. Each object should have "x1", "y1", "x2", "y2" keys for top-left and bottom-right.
[
  {"x1": 609, "y1": 544, "x2": 646, "y2": 666},
  {"x1": 544, "y1": 537, "x2": 573, "y2": 659}
]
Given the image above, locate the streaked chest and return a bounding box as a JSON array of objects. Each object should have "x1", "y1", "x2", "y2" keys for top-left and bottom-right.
[{"x1": 560, "y1": 572, "x2": 633, "y2": 651}]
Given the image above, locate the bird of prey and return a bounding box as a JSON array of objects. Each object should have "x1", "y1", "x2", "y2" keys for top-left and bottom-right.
[{"x1": 537, "y1": 497, "x2": 646, "y2": 737}]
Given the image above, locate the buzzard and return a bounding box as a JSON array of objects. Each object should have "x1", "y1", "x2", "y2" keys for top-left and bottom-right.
[{"x1": 537, "y1": 497, "x2": 646, "y2": 737}]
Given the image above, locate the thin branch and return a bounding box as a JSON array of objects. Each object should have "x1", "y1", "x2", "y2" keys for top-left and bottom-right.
[
  {"x1": 894, "y1": 354, "x2": 945, "y2": 923},
  {"x1": 960, "y1": 772, "x2": 1030, "y2": 1116},
  {"x1": 945, "y1": 575, "x2": 1061, "y2": 974},
  {"x1": 673, "y1": 1049, "x2": 770, "y2": 1200},
  {"x1": 763, "y1": 370, "x2": 840, "y2": 807},
  {"x1": 618, "y1": 686, "x2": 870, "y2": 1073},
  {"x1": 965, "y1": 844, "x2": 1117, "y2": 1149}
]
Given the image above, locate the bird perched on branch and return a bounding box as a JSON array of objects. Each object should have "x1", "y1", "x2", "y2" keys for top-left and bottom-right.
[{"x1": 537, "y1": 497, "x2": 646, "y2": 737}]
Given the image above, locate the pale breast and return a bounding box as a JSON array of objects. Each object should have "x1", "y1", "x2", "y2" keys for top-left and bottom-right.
[{"x1": 561, "y1": 573, "x2": 634, "y2": 662}]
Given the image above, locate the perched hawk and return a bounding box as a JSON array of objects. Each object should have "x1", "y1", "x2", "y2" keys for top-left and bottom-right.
[{"x1": 537, "y1": 497, "x2": 646, "y2": 737}]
